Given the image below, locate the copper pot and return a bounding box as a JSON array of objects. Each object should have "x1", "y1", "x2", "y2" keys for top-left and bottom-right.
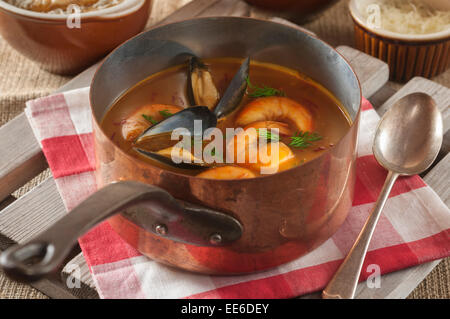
[
  {"x1": 0, "y1": 17, "x2": 361, "y2": 282},
  {"x1": 90, "y1": 17, "x2": 362, "y2": 274},
  {"x1": 0, "y1": 0, "x2": 152, "y2": 75}
]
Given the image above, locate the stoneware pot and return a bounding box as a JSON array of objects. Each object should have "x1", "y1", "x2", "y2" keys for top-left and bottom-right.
[
  {"x1": 349, "y1": 0, "x2": 450, "y2": 82},
  {"x1": 0, "y1": 0, "x2": 152, "y2": 75}
]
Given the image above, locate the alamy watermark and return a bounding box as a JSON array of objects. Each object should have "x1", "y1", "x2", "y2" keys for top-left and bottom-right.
[
  {"x1": 366, "y1": 4, "x2": 381, "y2": 29},
  {"x1": 366, "y1": 264, "x2": 381, "y2": 289},
  {"x1": 165, "y1": 121, "x2": 282, "y2": 174},
  {"x1": 66, "y1": 4, "x2": 81, "y2": 29},
  {"x1": 65, "y1": 263, "x2": 81, "y2": 289}
]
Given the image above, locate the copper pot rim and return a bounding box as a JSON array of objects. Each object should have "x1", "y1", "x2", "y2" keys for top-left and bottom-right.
[{"x1": 89, "y1": 16, "x2": 362, "y2": 183}]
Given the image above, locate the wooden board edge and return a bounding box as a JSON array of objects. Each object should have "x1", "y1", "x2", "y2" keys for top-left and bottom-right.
[{"x1": 0, "y1": 114, "x2": 48, "y2": 202}]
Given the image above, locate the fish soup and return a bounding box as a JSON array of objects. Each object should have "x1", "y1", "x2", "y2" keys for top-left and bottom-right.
[{"x1": 101, "y1": 57, "x2": 352, "y2": 179}]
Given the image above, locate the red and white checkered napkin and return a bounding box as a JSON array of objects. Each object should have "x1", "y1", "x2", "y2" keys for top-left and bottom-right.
[{"x1": 25, "y1": 87, "x2": 450, "y2": 299}]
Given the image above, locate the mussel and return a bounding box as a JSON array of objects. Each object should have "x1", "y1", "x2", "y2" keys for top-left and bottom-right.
[
  {"x1": 213, "y1": 57, "x2": 249, "y2": 119},
  {"x1": 188, "y1": 56, "x2": 250, "y2": 119},
  {"x1": 135, "y1": 105, "x2": 216, "y2": 143},
  {"x1": 136, "y1": 149, "x2": 212, "y2": 170},
  {"x1": 134, "y1": 57, "x2": 250, "y2": 169},
  {"x1": 187, "y1": 56, "x2": 220, "y2": 110}
]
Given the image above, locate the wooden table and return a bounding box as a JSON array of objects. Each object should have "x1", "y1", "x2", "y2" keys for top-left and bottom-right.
[{"x1": 0, "y1": 0, "x2": 448, "y2": 299}]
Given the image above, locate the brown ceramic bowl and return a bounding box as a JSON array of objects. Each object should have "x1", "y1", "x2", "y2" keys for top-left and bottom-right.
[
  {"x1": 0, "y1": 0, "x2": 152, "y2": 75},
  {"x1": 244, "y1": 0, "x2": 339, "y2": 23},
  {"x1": 349, "y1": 0, "x2": 450, "y2": 82}
]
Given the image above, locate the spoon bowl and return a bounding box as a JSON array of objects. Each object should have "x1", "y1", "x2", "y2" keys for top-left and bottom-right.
[{"x1": 373, "y1": 93, "x2": 443, "y2": 176}]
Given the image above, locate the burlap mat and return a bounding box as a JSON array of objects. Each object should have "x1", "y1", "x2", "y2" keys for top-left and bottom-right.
[{"x1": 0, "y1": 0, "x2": 448, "y2": 299}]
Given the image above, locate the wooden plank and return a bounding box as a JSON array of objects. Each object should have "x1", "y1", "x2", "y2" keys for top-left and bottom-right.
[
  {"x1": 0, "y1": 64, "x2": 96, "y2": 204},
  {"x1": 336, "y1": 46, "x2": 390, "y2": 98},
  {"x1": 58, "y1": 63, "x2": 99, "y2": 92},
  {"x1": 0, "y1": 179, "x2": 64, "y2": 243},
  {"x1": 0, "y1": 178, "x2": 81, "y2": 299},
  {"x1": 355, "y1": 260, "x2": 442, "y2": 299},
  {"x1": 0, "y1": 115, "x2": 47, "y2": 202},
  {"x1": 375, "y1": 77, "x2": 450, "y2": 149},
  {"x1": 189, "y1": 0, "x2": 250, "y2": 17},
  {"x1": 155, "y1": 0, "x2": 222, "y2": 25},
  {"x1": 443, "y1": 130, "x2": 450, "y2": 155},
  {"x1": 422, "y1": 152, "x2": 450, "y2": 205}
]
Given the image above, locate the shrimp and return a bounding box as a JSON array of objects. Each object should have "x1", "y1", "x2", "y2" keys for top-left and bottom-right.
[
  {"x1": 235, "y1": 96, "x2": 314, "y2": 133},
  {"x1": 243, "y1": 120, "x2": 293, "y2": 136},
  {"x1": 197, "y1": 166, "x2": 256, "y2": 179},
  {"x1": 122, "y1": 104, "x2": 183, "y2": 142},
  {"x1": 227, "y1": 126, "x2": 296, "y2": 174}
]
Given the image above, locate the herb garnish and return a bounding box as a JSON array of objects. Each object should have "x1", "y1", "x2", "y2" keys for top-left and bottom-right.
[
  {"x1": 159, "y1": 110, "x2": 173, "y2": 118},
  {"x1": 142, "y1": 114, "x2": 158, "y2": 125},
  {"x1": 289, "y1": 131, "x2": 322, "y2": 149},
  {"x1": 257, "y1": 129, "x2": 280, "y2": 143},
  {"x1": 246, "y1": 76, "x2": 286, "y2": 98},
  {"x1": 142, "y1": 110, "x2": 172, "y2": 125},
  {"x1": 258, "y1": 129, "x2": 322, "y2": 149}
]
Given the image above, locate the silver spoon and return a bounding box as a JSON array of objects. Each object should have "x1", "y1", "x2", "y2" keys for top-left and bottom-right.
[{"x1": 322, "y1": 92, "x2": 443, "y2": 299}]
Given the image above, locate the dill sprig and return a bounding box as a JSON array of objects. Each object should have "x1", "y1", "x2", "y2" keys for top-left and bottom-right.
[
  {"x1": 159, "y1": 110, "x2": 173, "y2": 118},
  {"x1": 257, "y1": 129, "x2": 280, "y2": 143},
  {"x1": 246, "y1": 76, "x2": 286, "y2": 98},
  {"x1": 258, "y1": 128, "x2": 322, "y2": 149},
  {"x1": 142, "y1": 114, "x2": 158, "y2": 125},
  {"x1": 289, "y1": 131, "x2": 322, "y2": 149},
  {"x1": 142, "y1": 110, "x2": 172, "y2": 125}
]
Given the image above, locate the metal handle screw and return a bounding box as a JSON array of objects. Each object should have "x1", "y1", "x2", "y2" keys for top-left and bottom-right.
[
  {"x1": 155, "y1": 224, "x2": 168, "y2": 236},
  {"x1": 209, "y1": 233, "x2": 222, "y2": 245}
]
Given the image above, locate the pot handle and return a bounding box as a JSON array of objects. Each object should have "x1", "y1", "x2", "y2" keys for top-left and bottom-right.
[{"x1": 0, "y1": 181, "x2": 242, "y2": 283}]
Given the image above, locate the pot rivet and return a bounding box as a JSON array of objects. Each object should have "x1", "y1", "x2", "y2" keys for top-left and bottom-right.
[
  {"x1": 155, "y1": 224, "x2": 168, "y2": 236},
  {"x1": 209, "y1": 233, "x2": 222, "y2": 245}
]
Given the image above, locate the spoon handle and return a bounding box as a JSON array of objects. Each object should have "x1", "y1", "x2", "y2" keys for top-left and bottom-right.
[{"x1": 322, "y1": 170, "x2": 399, "y2": 299}]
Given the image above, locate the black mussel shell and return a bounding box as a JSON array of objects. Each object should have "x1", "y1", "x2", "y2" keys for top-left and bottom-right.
[
  {"x1": 135, "y1": 106, "x2": 217, "y2": 146},
  {"x1": 134, "y1": 106, "x2": 217, "y2": 169},
  {"x1": 213, "y1": 57, "x2": 250, "y2": 119}
]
